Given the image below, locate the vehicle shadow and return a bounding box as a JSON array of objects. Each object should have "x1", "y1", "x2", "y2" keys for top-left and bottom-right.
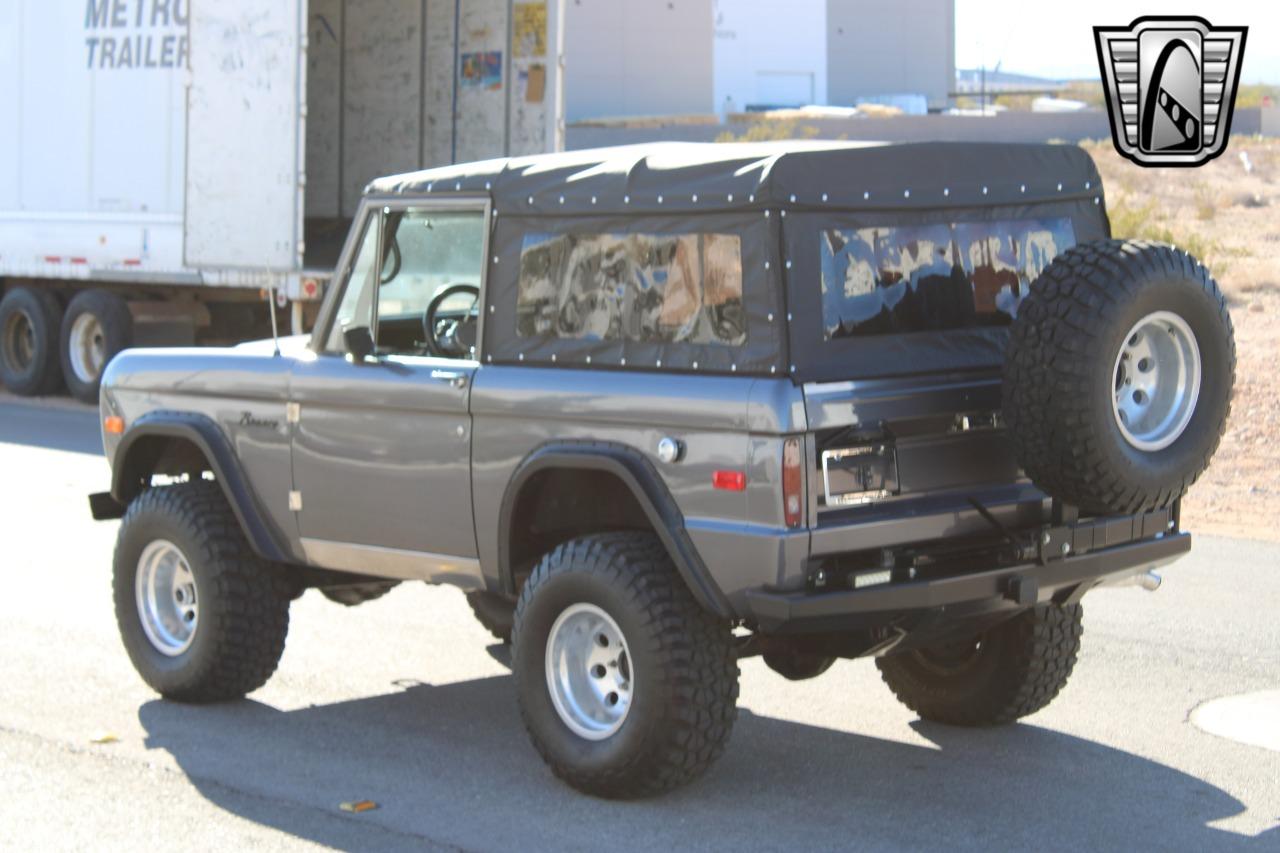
[{"x1": 137, "y1": 656, "x2": 1276, "y2": 852}]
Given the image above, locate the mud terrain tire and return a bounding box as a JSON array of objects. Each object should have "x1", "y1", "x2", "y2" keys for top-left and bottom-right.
[
  {"x1": 1005, "y1": 240, "x2": 1234, "y2": 514},
  {"x1": 512, "y1": 532, "x2": 738, "y2": 798},
  {"x1": 114, "y1": 482, "x2": 292, "y2": 702},
  {"x1": 877, "y1": 603, "x2": 1083, "y2": 726}
]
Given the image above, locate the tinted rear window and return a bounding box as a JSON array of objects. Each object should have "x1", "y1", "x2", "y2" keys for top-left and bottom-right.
[
  {"x1": 517, "y1": 232, "x2": 746, "y2": 347},
  {"x1": 819, "y1": 218, "x2": 1075, "y2": 338}
]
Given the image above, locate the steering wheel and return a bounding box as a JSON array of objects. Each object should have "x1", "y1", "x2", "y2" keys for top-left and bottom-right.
[{"x1": 423, "y1": 283, "x2": 481, "y2": 358}]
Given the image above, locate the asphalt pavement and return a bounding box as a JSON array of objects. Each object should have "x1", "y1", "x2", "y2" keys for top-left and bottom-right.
[{"x1": 1, "y1": 394, "x2": 1277, "y2": 851}]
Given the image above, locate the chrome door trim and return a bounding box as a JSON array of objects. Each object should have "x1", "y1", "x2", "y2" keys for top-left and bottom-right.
[{"x1": 301, "y1": 538, "x2": 485, "y2": 590}]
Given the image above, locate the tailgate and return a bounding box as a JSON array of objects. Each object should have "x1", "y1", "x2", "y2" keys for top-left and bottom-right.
[{"x1": 803, "y1": 369, "x2": 1022, "y2": 520}]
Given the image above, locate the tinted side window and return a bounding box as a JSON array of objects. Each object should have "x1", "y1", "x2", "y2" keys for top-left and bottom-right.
[
  {"x1": 323, "y1": 208, "x2": 484, "y2": 357},
  {"x1": 378, "y1": 211, "x2": 485, "y2": 318},
  {"x1": 516, "y1": 232, "x2": 745, "y2": 346},
  {"x1": 819, "y1": 218, "x2": 1075, "y2": 338}
]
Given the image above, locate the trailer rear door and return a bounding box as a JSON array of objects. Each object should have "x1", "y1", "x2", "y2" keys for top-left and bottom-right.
[{"x1": 184, "y1": 2, "x2": 304, "y2": 271}]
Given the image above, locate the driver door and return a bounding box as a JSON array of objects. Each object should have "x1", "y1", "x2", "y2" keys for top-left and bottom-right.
[{"x1": 289, "y1": 199, "x2": 486, "y2": 584}]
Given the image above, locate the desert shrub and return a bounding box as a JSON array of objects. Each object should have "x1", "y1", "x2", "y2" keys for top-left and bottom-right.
[
  {"x1": 716, "y1": 120, "x2": 819, "y2": 143},
  {"x1": 1107, "y1": 196, "x2": 1222, "y2": 266}
]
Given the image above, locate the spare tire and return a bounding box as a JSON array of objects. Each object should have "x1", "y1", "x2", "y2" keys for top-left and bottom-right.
[{"x1": 1004, "y1": 240, "x2": 1234, "y2": 515}]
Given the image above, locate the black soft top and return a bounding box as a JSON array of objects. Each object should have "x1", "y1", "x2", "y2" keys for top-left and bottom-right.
[
  {"x1": 369, "y1": 141, "x2": 1110, "y2": 382},
  {"x1": 366, "y1": 141, "x2": 1102, "y2": 214}
]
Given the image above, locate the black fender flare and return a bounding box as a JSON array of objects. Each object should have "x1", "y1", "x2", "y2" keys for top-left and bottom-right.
[
  {"x1": 498, "y1": 441, "x2": 733, "y2": 618},
  {"x1": 110, "y1": 411, "x2": 291, "y2": 563}
]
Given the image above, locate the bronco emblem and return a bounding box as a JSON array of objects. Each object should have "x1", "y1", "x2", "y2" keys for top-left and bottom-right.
[{"x1": 1094, "y1": 16, "x2": 1247, "y2": 167}]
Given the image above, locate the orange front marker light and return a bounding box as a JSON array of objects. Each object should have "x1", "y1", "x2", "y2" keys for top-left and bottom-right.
[
  {"x1": 104, "y1": 416, "x2": 125, "y2": 435},
  {"x1": 712, "y1": 470, "x2": 746, "y2": 492}
]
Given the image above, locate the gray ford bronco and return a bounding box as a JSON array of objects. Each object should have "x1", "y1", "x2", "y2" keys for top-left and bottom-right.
[{"x1": 90, "y1": 141, "x2": 1235, "y2": 798}]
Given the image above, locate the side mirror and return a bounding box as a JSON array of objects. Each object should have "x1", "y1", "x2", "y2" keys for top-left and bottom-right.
[{"x1": 343, "y1": 325, "x2": 375, "y2": 362}]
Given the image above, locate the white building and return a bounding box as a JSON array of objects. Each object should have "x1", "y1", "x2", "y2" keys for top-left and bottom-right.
[
  {"x1": 562, "y1": 0, "x2": 714, "y2": 122},
  {"x1": 713, "y1": 0, "x2": 827, "y2": 114},
  {"x1": 565, "y1": 0, "x2": 955, "y2": 121}
]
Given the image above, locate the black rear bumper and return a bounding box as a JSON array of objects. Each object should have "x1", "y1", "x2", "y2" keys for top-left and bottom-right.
[{"x1": 745, "y1": 530, "x2": 1190, "y2": 633}]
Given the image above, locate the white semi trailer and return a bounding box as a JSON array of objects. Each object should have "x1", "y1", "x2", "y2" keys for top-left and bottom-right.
[{"x1": 0, "y1": 0, "x2": 564, "y2": 402}]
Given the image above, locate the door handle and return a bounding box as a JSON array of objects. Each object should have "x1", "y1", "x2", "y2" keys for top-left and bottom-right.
[{"x1": 430, "y1": 370, "x2": 468, "y2": 389}]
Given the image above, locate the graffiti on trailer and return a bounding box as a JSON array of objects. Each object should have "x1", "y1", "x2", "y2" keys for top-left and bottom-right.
[
  {"x1": 84, "y1": 0, "x2": 189, "y2": 70},
  {"x1": 819, "y1": 218, "x2": 1076, "y2": 339},
  {"x1": 517, "y1": 232, "x2": 746, "y2": 347}
]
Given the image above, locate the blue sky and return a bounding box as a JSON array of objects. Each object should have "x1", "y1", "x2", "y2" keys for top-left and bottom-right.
[{"x1": 956, "y1": 0, "x2": 1278, "y2": 83}]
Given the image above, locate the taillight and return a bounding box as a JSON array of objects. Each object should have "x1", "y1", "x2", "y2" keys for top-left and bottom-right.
[{"x1": 783, "y1": 437, "x2": 803, "y2": 528}]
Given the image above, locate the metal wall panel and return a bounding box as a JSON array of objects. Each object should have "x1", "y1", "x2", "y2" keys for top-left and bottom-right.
[
  {"x1": 508, "y1": 0, "x2": 559, "y2": 155},
  {"x1": 185, "y1": 1, "x2": 304, "y2": 269},
  {"x1": 454, "y1": 0, "x2": 509, "y2": 163},
  {"x1": 423, "y1": 0, "x2": 459, "y2": 167},
  {"x1": 340, "y1": 0, "x2": 425, "y2": 214},
  {"x1": 826, "y1": 0, "x2": 955, "y2": 111},
  {"x1": 305, "y1": 0, "x2": 344, "y2": 218},
  {"x1": 563, "y1": 0, "x2": 713, "y2": 121},
  {"x1": 713, "y1": 0, "x2": 826, "y2": 112},
  {"x1": 0, "y1": 0, "x2": 24, "y2": 210}
]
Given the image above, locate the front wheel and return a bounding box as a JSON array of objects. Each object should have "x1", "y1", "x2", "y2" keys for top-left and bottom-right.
[
  {"x1": 876, "y1": 603, "x2": 1083, "y2": 726},
  {"x1": 113, "y1": 482, "x2": 292, "y2": 702},
  {"x1": 512, "y1": 533, "x2": 739, "y2": 798}
]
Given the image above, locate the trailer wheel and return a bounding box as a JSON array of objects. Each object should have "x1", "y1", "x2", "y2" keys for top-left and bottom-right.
[
  {"x1": 0, "y1": 286, "x2": 63, "y2": 396},
  {"x1": 60, "y1": 289, "x2": 133, "y2": 404}
]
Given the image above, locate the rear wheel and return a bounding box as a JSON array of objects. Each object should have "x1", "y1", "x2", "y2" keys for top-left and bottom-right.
[
  {"x1": 763, "y1": 648, "x2": 836, "y2": 681},
  {"x1": 0, "y1": 286, "x2": 63, "y2": 396},
  {"x1": 113, "y1": 482, "x2": 292, "y2": 702},
  {"x1": 512, "y1": 532, "x2": 738, "y2": 798},
  {"x1": 876, "y1": 603, "x2": 1083, "y2": 726},
  {"x1": 320, "y1": 581, "x2": 398, "y2": 606},
  {"x1": 60, "y1": 289, "x2": 132, "y2": 404}
]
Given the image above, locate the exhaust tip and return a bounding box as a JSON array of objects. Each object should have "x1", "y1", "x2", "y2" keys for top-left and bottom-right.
[{"x1": 1138, "y1": 571, "x2": 1162, "y2": 592}]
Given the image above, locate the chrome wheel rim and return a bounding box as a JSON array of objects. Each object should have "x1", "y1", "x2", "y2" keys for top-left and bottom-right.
[
  {"x1": 1111, "y1": 311, "x2": 1201, "y2": 452},
  {"x1": 135, "y1": 540, "x2": 199, "y2": 656},
  {"x1": 2, "y1": 309, "x2": 36, "y2": 372},
  {"x1": 68, "y1": 312, "x2": 107, "y2": 384},
  {"x1": 545, "y1": 603, "x2": 634, "y2": 740}
]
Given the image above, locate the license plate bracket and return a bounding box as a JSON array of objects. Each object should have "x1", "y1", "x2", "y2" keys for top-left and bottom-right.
[{"x1": 821, "y1": 444, "x2": 899, "y2": 507}]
